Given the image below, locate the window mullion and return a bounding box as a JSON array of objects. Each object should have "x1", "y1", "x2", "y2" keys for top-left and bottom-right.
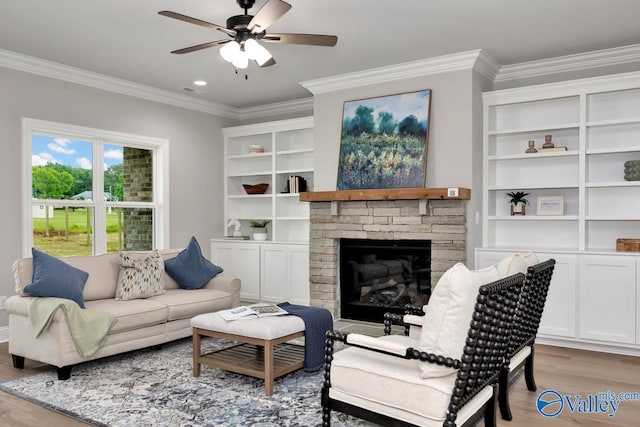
[{"x1": 93, "y1": 140, "x2": 106, "y2": 254}]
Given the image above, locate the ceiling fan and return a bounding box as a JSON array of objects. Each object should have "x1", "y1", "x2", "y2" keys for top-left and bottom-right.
[{"x1": 159, "y1": 0, "x2": 338, "y2": 70}]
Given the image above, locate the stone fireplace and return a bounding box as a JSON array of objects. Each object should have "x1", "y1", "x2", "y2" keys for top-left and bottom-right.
[{"x1": 302, "y1": 188, "x2": 469, "y2": 320}]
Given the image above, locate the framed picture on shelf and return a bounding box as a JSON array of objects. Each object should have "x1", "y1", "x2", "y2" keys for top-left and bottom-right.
[
  {"x1": 336, "y1": 89, "x2": 432, "y2": 190},
  {"x1": 537, "y1": 196, "x2": 564, "y2": 216}
]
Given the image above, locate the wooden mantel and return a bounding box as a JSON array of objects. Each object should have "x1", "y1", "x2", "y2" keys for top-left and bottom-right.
[{"x1": 299, "y1": 187, "x2": 470, "y2": 202}]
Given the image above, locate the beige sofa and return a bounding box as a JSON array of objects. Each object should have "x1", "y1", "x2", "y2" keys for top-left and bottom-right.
[{"x1": 6, "y1": 249, "x2": 241, "y2": 379}]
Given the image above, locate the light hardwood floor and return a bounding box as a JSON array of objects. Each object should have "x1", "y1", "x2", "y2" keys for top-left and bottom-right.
[{"x1": 1, "y1": 336, "x2": 639, "y2": 426}]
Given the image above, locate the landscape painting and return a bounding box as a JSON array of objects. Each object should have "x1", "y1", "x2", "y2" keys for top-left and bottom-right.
[{"x1": 337, "y1": 89, "x2": 431, "y2": 190}]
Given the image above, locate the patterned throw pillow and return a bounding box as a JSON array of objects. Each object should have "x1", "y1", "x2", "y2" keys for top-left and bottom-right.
[{"x1": 115, "y1": 250, "x2": 165, "y2": 301}]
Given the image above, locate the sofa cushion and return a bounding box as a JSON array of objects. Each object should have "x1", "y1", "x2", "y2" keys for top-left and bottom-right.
[
  {"x1": 164, "y1": 237, "x2": 223, "y2": 289},
  {"x1": 418, "y1": 262, "x2": 500, "y2": 378},
  {"x1": 497, "y1": 252, "x2": 539, "y2": 277},
  {"x1": 149, "y1": 288, "x2": 232, "y2": 321},
  {"x1": 23, "y1": 248, "x2": 89, "y2": 308},
  {"x1": 116, "y1": 251, "x2": 165, "y2": 300},
  {"x1": 85, "y1": 298, "x2": 168, "y2": 333},
  {"x1": 331, "y1": 334, "x2": 457, "y2": 422}
]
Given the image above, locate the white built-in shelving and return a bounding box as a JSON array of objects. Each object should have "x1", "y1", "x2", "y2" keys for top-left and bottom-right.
[
  {"x1": 222, "y1": 117, "x2": 313, "y2": 243},
  {"x1": 477, "y1": 71, "x2": 640, "y2": 356}
]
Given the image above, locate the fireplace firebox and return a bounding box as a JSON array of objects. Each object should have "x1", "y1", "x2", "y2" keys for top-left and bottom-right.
[{"x1": 340, "y1": 239, "x2": 431, "y2": 322}]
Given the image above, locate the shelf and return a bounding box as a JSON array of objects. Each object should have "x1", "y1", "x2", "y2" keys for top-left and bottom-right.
[
  {"x1": 276, "y1": 193, "x2": 303, "y2": 198},
  {"x1": 276, "y1": 148, "x2": 313, "y2": 155},
  {"x1": 585, "y1": 181, "x2": 640, "y2": 188},
  {"x1": 275, "y1": 168, "x2": 313, "y2": 175},
  {"x1": 586, "y1": 117, "x2": 640, "y2": 128},
  {"x1": 487, "y1": 123, "x2": 579, "y2": 136},
  {"x1": 488, "y1": 184, "x2": 578, "y2": 190},
  {"x1": 586, "y1": 147, "x2": 640, "y2": 155},
  {"x1": 488, "y1": 215, "x2": 579, "y2": 221},
  {"x1": 300, "y1": 187, "x2": 471, "y2": 202},
  {"x1": 228, "y1": 171, "x2": 272, "y2": 177},
  {"x1": 228, "y1": 194, "x2": 272, "y2": 199},
  {"x1": 585, "y1": 217, "x2": 640, "y2": 221},
  {"x1": 489, "y1": 151, "x2": 579, "y2": 161},
  {"x1": 228, "y1": 153, "x2": 272, "y2": 160}
]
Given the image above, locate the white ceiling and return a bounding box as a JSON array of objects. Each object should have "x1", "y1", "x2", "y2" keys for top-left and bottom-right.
[{"x1": 1, "y1": 0, "x2": 639, "y2": 109}]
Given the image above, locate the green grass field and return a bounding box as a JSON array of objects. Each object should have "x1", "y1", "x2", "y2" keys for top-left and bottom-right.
[{"x1": 33, "y1": 208, "x2": 124, "y2": 256}]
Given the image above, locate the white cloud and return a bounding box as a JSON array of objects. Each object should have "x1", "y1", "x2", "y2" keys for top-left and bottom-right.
[
  {"x1": 76, "y1": 157, "x2": 92, "y2": 169},
  {"x1": 53, "y1": 138, "x2": 71, "y2": 147},
  {"x1": 104, "y1": 149, "x2": 123, "y2": 160},
  {"x1": 32, "y1": 152, "x2": 58, "y2": 166},
  {"x1": 48, "y1": 142, "x2": 75, "y2": 155}
]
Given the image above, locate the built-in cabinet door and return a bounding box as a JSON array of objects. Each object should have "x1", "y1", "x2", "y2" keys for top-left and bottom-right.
[
  {"x1": 211, "y1": 242, "x2": 261, "y2": 301},
  {"x1": 261, "y1": 244, "x2": 289, "y2": 303},
  {"x1": 579, "y1": 255, "x2": 636, "y2": 344},
  {"x1": 537, "y1": 253, "x2": 577, "y2": 338},
  {"x1": 288, "y1": 245, "x2": 310, "y2": 305}
]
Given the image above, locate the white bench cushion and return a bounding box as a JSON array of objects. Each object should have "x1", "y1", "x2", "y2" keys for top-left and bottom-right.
[{"x1": 191, "y1": 312, "x2": 304, "y2": 340}]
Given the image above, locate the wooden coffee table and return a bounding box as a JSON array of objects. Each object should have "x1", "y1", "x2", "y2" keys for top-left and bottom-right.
[{"x1": 191, "y1": 312, "x2": 306, "y2": 396}]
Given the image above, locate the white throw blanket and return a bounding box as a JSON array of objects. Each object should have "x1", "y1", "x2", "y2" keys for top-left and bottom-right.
[{"x1": 29, "y1": 297, "x2": 116, "y2": 357}]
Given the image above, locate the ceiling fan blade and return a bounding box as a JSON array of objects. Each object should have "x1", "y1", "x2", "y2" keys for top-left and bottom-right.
[
  {"x1": 248, "y1": 0, "x2": 292, "y2": 33},
  {"x1": 158, "y1": 11, "x2": 236, "y2": 37},
  {"x1": 259, "y1": 57, "x2": 276, "y2": 68},
  {"x1": 171, "y1": 40, "x2": 229, "y2": 54},
  {"x1": 262, "y1": 33, "x2": 338, "y2": 46}
]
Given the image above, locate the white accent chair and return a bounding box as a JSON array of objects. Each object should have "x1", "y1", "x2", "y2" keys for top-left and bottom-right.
[{"x1": 322, "y1": 270, "x2": 525, "y2": 427}]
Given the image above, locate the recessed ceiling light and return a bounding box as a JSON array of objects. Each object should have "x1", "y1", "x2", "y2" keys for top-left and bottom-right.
[{"x1": 193, "y1": 80, "x2": 207, "y2": 86}]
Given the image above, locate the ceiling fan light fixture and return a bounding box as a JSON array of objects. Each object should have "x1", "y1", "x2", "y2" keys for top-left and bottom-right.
[
  {"x1": 219, "y1": 40, "x2": 240, "y2": 62},
  {"x1": 245, "y1": 38, "x2": 273, "y2": 66},
  {"x1": 232, "y1": 48, "x2": 249, "y2": 69}
]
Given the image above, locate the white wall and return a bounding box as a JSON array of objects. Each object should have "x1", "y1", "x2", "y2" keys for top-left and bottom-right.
[{"x1": 0, "y1": 67, "x2": 236, "y2": 329}]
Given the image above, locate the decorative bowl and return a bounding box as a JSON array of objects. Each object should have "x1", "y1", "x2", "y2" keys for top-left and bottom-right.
[{"x1": 243, "y1": 183, "x2": 269, "y2": 194}]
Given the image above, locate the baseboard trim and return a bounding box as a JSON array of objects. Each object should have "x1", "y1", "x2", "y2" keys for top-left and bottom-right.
[
  {"x1": 537, "y1": 336, "x2": 640, "y2": 357},
  {"x1": 0, "y1": 326, "x2": 8, "y2": 343}
]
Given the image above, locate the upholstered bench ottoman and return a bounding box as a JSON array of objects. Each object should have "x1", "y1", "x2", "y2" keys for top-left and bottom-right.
[{"x1": 190, "y1": 312, "x2": 305, "y2": 395}]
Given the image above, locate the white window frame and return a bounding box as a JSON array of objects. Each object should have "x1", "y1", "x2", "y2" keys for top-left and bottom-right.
[{"x1": 22, "y1": 118, "x2": 170, "y2": 256}]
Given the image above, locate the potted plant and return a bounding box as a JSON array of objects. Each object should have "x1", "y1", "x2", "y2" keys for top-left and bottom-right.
[
  {"x1": 249, "y1": 220, "x2": 270, "y2": 241},
  {"x1": 506, "y1": 191, "x2": 530, "y2": 216}
]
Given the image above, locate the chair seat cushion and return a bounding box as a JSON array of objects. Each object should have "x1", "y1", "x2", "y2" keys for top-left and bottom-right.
[
  {"x1": 330, "y1": 335, "x2": 457, "y2": 422},
  {"x1": 509, "y1": 345, "x2": 532, "y2": 371}
]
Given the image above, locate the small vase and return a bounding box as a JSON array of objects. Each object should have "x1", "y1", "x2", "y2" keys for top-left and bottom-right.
[
  {"x1": 510, "y1": 203, "x2": 526, "y2": 216},
  {"x1": 252, "y1": 228, "x2": 268, "y2": 241}
]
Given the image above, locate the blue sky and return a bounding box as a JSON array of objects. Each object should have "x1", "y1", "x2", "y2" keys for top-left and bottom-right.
[
  {"x1": 32, "y1": 135, "x2": 123, "y2": 169},
  {"x1": 342, "y1": 89, "x2": 431, "y2": 123}
]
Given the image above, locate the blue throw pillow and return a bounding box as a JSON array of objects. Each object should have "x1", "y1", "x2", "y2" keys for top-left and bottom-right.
[
  {"x1": 164, "y1": 236, "x2": 223, "y2": 290},
  {"x1": 24, "y1": 248, "x2": 89, "y2": 308}
]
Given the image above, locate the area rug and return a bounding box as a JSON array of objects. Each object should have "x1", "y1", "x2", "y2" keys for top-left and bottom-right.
[{"x1": 0, "y1": 337, "x2": 374, "y2": 427}]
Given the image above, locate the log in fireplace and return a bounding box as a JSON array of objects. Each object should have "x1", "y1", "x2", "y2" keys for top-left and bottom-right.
[{"x1": 340, "y1": 238, "x2": 431, "y2": 322}]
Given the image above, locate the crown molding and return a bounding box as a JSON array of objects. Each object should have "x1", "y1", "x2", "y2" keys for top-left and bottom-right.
[
  {"x1": 0, "y1": 49, "x2": 242, "y2": 118},
  {"x1": 301, "y1": 49, "x2": 495, "y2": 95},
  {"x1": 495, "y1": 44, "x2": 640, "y2": 83},
  {"x1": 237, "y1": 97, "x2": 313, "y2": 121}
]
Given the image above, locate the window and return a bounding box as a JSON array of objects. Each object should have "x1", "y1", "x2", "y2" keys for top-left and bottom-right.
[{"x1": 23, "y1": 119, "x2": 169, "y2": 256}]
